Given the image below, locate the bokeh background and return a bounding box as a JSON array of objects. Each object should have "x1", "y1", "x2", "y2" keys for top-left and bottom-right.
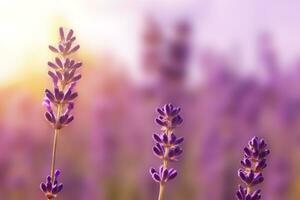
[{"x1": 1, "y1": 0, "x2": 300, "y2": 199}]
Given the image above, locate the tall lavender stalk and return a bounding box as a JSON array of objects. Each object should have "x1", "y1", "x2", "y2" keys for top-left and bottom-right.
[
  {"x1": 150, "y1": 104, "x2": 184, "y2": 200},
  {"x1": 40, "y1": 27, "x2": 82, "y2": 199},
  {"x1": 236, "y1": 136, "x2": 270, "y2": 200}
]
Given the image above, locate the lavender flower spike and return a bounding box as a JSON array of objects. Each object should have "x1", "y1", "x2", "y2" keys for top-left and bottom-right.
[
  {"x1": 236, "y1": 136, "x2": 270, "y2": 200},
  {"x1": 150, "y1": 104, "x2": 184, "y2": 200},
  {"x1": 40, "y1": 27, "x2": 82, "y2": 199},
  {"x1": 40, "y1": 170, "x2": 63, "y2": 199}
]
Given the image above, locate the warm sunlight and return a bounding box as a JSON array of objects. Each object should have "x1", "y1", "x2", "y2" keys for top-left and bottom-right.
[
  {"x1": 0, "y1": 0, "x2": 84, "y2": 85},
  {"x1": 0, "y1": 0, "x2": 140, "y2": 86}
]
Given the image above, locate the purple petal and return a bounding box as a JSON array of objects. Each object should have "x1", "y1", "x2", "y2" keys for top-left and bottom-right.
[
  {"x1": 174, "y1": 137, "x2": 184, "y2": 145},
  {"x1": 48, "y1": 71, "x2": 58, "y2": 83},
  {"x1": 244, "y1": 147, "x2": 252, "y2": 157},
  {"x1": 69, "y1": 45, "x2": 80, "y2": 54},
  {"x1": 157, "y1": 108, "x2": 165, "y2": 116},
  {"x1": 56, "y1": 71, "x2": 63, "y2": 80},
  {"x1": 47, "y1": 61, "x2": 58, "y2": 69},
  {"x1": 65, "y1": 116, "x2": 74, "y2": 124},
  {"x1": 64, "y1": 58, "x2": 70, "y2": 68},
  {"x1": 59, "y1": 115, "x2": 68, "y2": 124},
  {"x1": 162, "y1": 134, "x2": 168, "y2": 144},
  {"x1": 68, "y1": 92, "x2": 78, "y2": 101},
  {"x1": 72, "y1": 74, "x2": 82, "y2": 82},
  {"x1": 167, "y1": 169, "x2": 177, "y2": 181},
  {"x1": 45, "y1": 112, "x2": 55, "y2": 123},
  {"x1": 55, "y1": 170, "x2": 61, "y2": 177},
  {"x1": 59, "y1": 44, "x2": 64, "y2": 52},
  {"x1": 45, "y1": 89, "x2": 55, "y2": 101},
  {"x1": 149, "y1": 167, "x2": 156, "y2": 175},
  {"x1": 64, "y1": 42, "x2": 72, "y2": 53},
  {"x1": 57, "y1": 183, "x2": 63, "y2": 193},
  {"x1": 155, "y1": 118, "x2": 166, "y2": 126},
  {"x1": 59, "y1": 27, "x2": 65, "y2": 40},
  {"x1": 49, "y1": 45, "x2": 59, "y2": 53},
  {"x1": 165, "y1": 104, "x2": 171, "y2": 115},
  {"x1": 55, "y1": 57, "x2": 63, "y2": 68},
  {"x1": 159, "y1": 166, "x2": 164, "y2": 175},
  {"x1": 151, "y1": 173, "x2": 161, "y2": 182},
  {"x1": 40, "y1": 183, "x2": 47, "y2": 193},
  {"x1": 162, "y1": 168, "x2": 169, "y2": 181},
  {"x1": 152, "y1": 133, "x2": 162, "y2": 143},
  {"x1": 153, "y1": 146, "x2": 162, "y2": 157},
  {"x1": 73, "y1": 62, "x2": 82, "y2": 69},
  {"x1": 67, "y1": 29, "x2": 74, "y2": 40},
  {"x1": 46, "y1": 181, "x2": 52, "y2": 192},
  {"x1": 70, "y1": 37, "x2": 76, "y2": 43},
  {"x1": 69, "y1": 60, "x2": 75, "y2": 67}
]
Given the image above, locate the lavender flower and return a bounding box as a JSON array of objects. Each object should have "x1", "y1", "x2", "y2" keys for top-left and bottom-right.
[
  {"x1": 40, "y1": 27, "x2": 82, "y2": 199},
  {"x1": 236, "y1": 136, "x2": 270, "y2": 200},
  {"x1": 150, "y1": 103, "x2": 184, "y2": 200},
  {"x1": 40, "y1": 170, "x2": 63, "y2": 199},
  {"x1": 150, "y1": 166, "x2": 178, "y2": 183}
]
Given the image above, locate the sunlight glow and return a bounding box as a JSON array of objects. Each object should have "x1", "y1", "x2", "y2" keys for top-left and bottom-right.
[{"x1": 0, "y1": 0, "x2": 81, "y2": 85}]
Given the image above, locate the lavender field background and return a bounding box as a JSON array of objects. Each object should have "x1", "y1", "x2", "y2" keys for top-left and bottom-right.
[{"x1": 1, "y1": 0, "x2": 300, "y2": 199}]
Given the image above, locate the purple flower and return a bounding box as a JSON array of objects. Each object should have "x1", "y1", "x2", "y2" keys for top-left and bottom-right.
[
  {"x1": 49, "y1": 27, "x2": 80, "y2": 56},
  {"x1": 152, "y1": 133, "x2": 184, "y2": 161},
  {"x1": 41, "y1": 27, "x2": 82, "y2": 199},
  {"x1": 40, "y1": 170, "x2": 63, "y2": 199},
  {"x1": 150, "y1": 103, "x2": 184, "y2": 200},
  {"x1": 150, "y1": 166, "x2": 178, "y2": 183},
  {"x1": 155, "y1": 103, "x2": 183, "y2": 132},
  {"x1": 44, "y1": 27, "x2": 82, "y2": 129},
  {"x1": 236, "y1": 136, "x2": 270, "y2": 200}
]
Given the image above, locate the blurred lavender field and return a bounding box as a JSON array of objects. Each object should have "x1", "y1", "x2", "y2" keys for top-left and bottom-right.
[{"x1": 1, "y1": 0, "x2": 300, "y2": 199}]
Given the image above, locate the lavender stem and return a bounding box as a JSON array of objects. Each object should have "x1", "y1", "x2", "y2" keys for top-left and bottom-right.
[
  {"x1": 158, "y1": 183, "x2": 165, "y2": 200},
  {"x1": 50, "y1": 104, "x2": 62, "y2": 179},
  {"x1": 159, "y1": 129, "x2": 171, "y2": 200}
]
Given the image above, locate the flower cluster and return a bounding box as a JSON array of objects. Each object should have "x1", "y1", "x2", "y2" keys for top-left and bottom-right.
[
  {"x1": 49, "y1": 28, "x2": 80, "y2": 56},
  {"x1": 155, "y1": 104, "x2": 183, "y2": 133},
  {"x1": 236, "y1": 136, "x2": 270, "y2": 200},
  {"x1": 150, "y1": 166, "x2": 177, "y2": 183},
  {"x1": 43, "y1": 27, "x2": 82, "y2": 129},
  {"x1": 40, "y1": 170, "x2": 63, "y2": 199},
  {"x1": 152, "y1": 132, "x2": 184, "y2": 162},
  {"x1": 150, "y1": 103, "x2": 184, "y2": 199}
]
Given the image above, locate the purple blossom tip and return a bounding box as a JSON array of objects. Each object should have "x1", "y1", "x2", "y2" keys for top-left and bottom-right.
[
  {"x1": 44, "y1": 27, "x2": 82, "y2": 129},
  {"x1": 40, "y1": 170, "x2": 63, "y2": 199},
  {"x1": 155, "y1": 103, "x2": 183, "y2": 130}
]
